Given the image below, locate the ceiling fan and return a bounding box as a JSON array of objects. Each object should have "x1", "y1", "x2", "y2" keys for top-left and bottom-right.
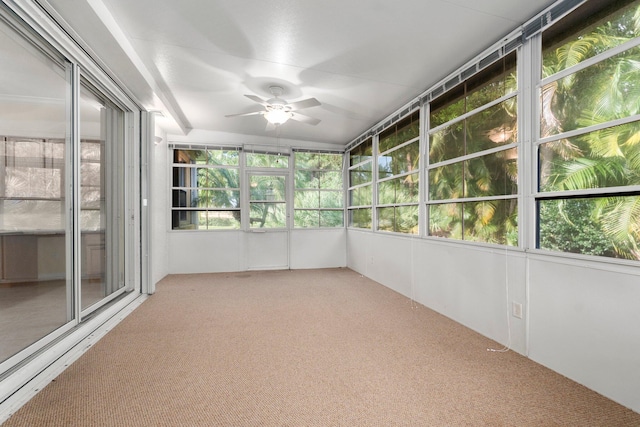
[{"x1": 225, "y1": 86, "x2": 321, "y2": 127}]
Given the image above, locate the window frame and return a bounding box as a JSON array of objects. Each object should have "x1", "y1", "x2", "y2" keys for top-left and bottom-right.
[
  {"x1": 293, "y1": 150, "x2": 345, "y2": 229},
  {"x1": 170, "y1": 146, "x2": 242, "y2": 231},
  {"x1": 533, "y1": 0, "x2": 640, "y2": 261},
  {"x1": 425, "y1": 52, "x2": 520, "y2": 247}
]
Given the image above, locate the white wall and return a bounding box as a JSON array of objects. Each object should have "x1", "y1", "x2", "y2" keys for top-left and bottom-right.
[
  {"x1": 347, "y1": 229, "x2": 640, "y2": 413},
  {"x1": 149, "y1": 129, "x2": 169, "y2": 285},
  {"x1": 159, "y1": 130, "x2": 347, "y2": 274},
  {"x1": 290, "y1": 229, "x2": 346, "y2": 269}
]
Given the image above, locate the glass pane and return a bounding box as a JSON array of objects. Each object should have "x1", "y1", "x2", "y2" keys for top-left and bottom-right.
[
  {"x1": 191, "y1": 190, "x2": 240, "y2": 208},
  {"x1": 294, "y1": 210, "x2": 319, "y2": 228},
  {"x1": 431, "y1": 97, "x2": 465, "y2": 130},
  {"x1": 205, "y1": 210, "x2": 241, "y2": 230},
  {"x1": 174, "y1": 149, "x2": 207, "y2": 164},
  {"x1": 467, "y1": 72, "x2": 517, "y2": 112},
  {"x1": 172, "y1": 210, "x2": 199, "y2": 230},
  {"x1": 319, "y1": 171, "x2": 343, "y2": 190},
  {"x1": 463, "y1": 200, "x2": 518, "y2": 246},
  {"x1": 430, "y1": 53, "x2": 516, "y2": 129},
  {"x1": 320, "y1": 210, "x2": 344, "y2": 227},
  {"x1": 295, "y1": 190, "x2": 320, "y2": 209},
  {"x1": 379, "y1": 173, "x2": 419, "y2": 205},
  {"x1": 250, "y1": 202, "x2": 286, "y2": 228},
  {"x1": 249, "y1": 176, "x2": 285, "y2": 202},
  {"x1": 429, "y1": 121, "x2": 465, "y2": 163},
  {"x1": 377, "y1": 207, "x2": 395, "y2": 232},
  {"x1": 539, "y1": 196, "x2": 639, "y2": 260},
  {"x1": 349, "y1": 139, "x2": 373, "y2": 166},
  {"x1": 542, "y1": 1, "x2": 640, "y2": 78},
  {"x1": 208, "y1": 149, "x2": 239, "y2": 166},
  {"x1": 349, "y1": 161, "x2": 372, "y2": 186},
  {"x1": 429, "y1": 163, "x2": 464, "y2": 201},
  {"x1": 464, "y1": 150, "x2": 518, "y2": 198},
  {"x1": 295, "y1": 170, "x2": 318, "y2": 189},
  {"x1": 295, "y1": 152, "x2": 342, "y2": 170},
  {"x1": 539, "y1": 121, "x2": 640, "y2": 192},
  {"x1": 379, "y1": 112, "x2": 419, "y2": 153},
  {"x1": 205, "y1": 168, "x2": 239, "y2": 189},
  {"x1": 79, "y1": 81, "x2": 126, "y2": 311},
  {"x1": 429, "y1": 203, "x2": 463, "y2": 240},
  {"x1": 396, "y1": 205, "x2": 419, "y2": 234},
  {"x1": 379, "y1": 206, "x2": 418, "y2": 234},
  {"x1": 350, "y1": 208, "x2": 372, "y2": 229},
  {"x1": 320, "y1": 191, "x2": 343, "y2": 209},
  {"x1": 246, "y1": 152, "x2": 288, "y2": 168},
  {"x1": 466, "y1": 99, "x2": 517, "y2": 154},
  {"x1": 378, "y1": 140, "x2": 420, "y2": 178},
  {"x1": 541, "y1": 45, "x2": 640, "y2": 138},
  {"x1": 0, "y1": 23, "x2": 71, "y2": 362},
  {"x1": 349, "y1": 184, "x2": 372, "y2": 206}
]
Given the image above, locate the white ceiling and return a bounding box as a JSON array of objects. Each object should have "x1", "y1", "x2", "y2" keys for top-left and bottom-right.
[{"x1": 44, "y1": 0, "x2": 556, "y2": 146}]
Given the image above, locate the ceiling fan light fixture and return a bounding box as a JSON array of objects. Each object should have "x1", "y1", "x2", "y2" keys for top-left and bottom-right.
[{"x1": 264, "y1": 109, "x2": 292, "y2": 125}]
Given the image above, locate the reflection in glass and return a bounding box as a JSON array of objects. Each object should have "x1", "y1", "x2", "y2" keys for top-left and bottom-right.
[
  {"x1": 0, "y1": 23, "x2": 70, "y2": 362},
  {"x1": 350, "y1": 162, "x2": 372, "y2": 186},
  {"x1": 349, "y1": 185, "x2": 372, "y2": 207},
  {"x1": 350, "y1": 208, "x2": 372, "y2": 229},
  {"x1": 349, "y1": 139, "x2": 373, "y2": 166},
  {"x1": 378, "y1": 174, "x2": 419, "y2": 205},
  {"x1": 79, "y1": 82, "x2": 126, "y2": 311},
  {"x1": 378, "y1": 141, "x2": 419, "y2": 178},
  {"x1": 429, "y1": 201, "x2": 517, "y2": 245}
]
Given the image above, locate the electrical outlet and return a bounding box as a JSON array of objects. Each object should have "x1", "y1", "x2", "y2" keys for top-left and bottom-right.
[{"x1": 512, "y1": 302, "x2": 523, "y2": 319}]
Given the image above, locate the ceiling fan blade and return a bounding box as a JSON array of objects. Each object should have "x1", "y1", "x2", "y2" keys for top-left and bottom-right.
[
  {"x1": 287, "y1": 97, "x2": 321, "y2": 111},
  {"x1": 244, "y1": 94, "x2": 270, "y2": 107},
  {"x1": 290, "y1": 112, "x2": 321, "y2": 126},
  {"x1": 225, "y1": 111, "x2": 264, "y2": 118}
]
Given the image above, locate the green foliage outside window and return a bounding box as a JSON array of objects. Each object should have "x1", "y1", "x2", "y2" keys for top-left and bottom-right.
[
  {"x1": 428, "y1": 53, "x2": 518, "y2": 246},
  {"x1": 348, "y1": 138, "x2": 373, "y2": 229},
  {"x1": 294, "y1": 152, "x2": 344, "y2": 228},
  {"x1": 171, "y1": 148, "x2": 241, "y2": 230},
  {"x1": 538, "y1": 0, "x2": 640, "y2": 260},
  {"x1": 377, "y1": 112, "x2": 420, "y2": 234}
]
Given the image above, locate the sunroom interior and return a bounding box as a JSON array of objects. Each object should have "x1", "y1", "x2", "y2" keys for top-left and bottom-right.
[{"x1": 1, "y1": 0, "x2": 640, "y2": 421}]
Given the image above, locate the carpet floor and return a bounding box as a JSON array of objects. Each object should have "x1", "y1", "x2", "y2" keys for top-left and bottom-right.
[{"x1": 3, "y1": 268, "x2": 639, "y2": 426}]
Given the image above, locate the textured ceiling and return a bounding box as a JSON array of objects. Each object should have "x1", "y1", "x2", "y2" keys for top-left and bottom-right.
[{"x1": 44, "y1": 0, "x2": 556, "y2": 146}]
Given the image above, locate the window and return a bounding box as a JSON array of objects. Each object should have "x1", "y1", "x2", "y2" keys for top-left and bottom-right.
[
  {"x1": 294, "y1": 151, "x2": 344, "y2": 228},
  {"x1": 537, "y1": 0, "x2": 640, "y2": 260},
  {"x1": 427, "y1": 53, "x2": 518, "y2": 245},
  {"x1": 171, "y1": 147, "x2": 241, "y2": 230},
  {"x1": 377, "y1": 111, "x2": 420, "y2": 234},
  {"x1": 348, "y1": 138, "x2": 373, "y2": 229}
]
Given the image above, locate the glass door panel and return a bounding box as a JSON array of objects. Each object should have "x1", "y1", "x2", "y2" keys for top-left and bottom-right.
[
  {"x1": 249, "y1": 174, "x2": 287, "y2": 229},
  {"x1": 79, "y1": 82, "x2": 126, "y2": 312},
  {"x1": 0, "y1": 19, "x2": 72, "y2": 363},
  {"x1": 247, "y1": 172, "x2": 289, "y2": 269}
]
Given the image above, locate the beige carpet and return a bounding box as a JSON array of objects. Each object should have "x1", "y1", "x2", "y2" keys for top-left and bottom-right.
[{"x1": 4, "y1": 268, "x2": 639, "y2": 426}]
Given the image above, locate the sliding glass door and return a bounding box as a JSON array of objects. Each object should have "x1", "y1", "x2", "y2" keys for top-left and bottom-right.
[
  {"x1": 79, "y1": 81, "x2": 127, "y2": 313},
  {"x1": 0, "y1": 8, "x2": 139, "y2": 373},
  {"x1": 0, "y1": 15, "x2": 73, "y2": 364}
]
